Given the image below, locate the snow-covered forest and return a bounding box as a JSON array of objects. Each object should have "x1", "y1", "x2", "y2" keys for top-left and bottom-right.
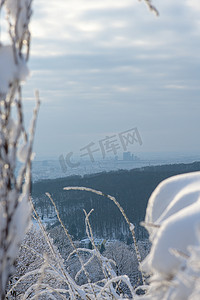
[{"x1": 1, "y1": 0, "x2": 200, "y2": 299}]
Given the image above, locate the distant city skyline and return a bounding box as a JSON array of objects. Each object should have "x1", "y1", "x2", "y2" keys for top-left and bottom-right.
[
  {"x1": 7, "y1": 0, "x2": 200, "y2": 157},
  {"x1": 31, "y1": 151, "x2": 200, "y2": 182}
]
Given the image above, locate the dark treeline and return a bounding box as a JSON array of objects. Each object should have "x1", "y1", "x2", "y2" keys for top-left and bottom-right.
[{"x1": 32, "y1": 161, "x2": 200, "y2": 242}]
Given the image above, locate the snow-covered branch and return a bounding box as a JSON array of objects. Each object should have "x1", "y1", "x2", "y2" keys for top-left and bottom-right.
[{"x1": 0, "y1": 1, "x2": 38, "y2": 298}]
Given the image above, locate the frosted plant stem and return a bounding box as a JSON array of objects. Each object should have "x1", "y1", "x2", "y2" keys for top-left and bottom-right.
[
  {"x1": 64, "y1": 186, "x2": 145, "y2": 286},
  {"x1": 45, "y1": 192, "x2": 97, "y2": 299},
  {"x1": 30, "y1": 201, "x2": 79, "y2": 298},
  {"x1": 139, "y1": 0, "x2": 159, "y2": 16}
]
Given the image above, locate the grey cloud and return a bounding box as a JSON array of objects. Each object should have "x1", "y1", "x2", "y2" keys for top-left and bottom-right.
[{"x1": 23, "y1": 0, "x2": 200, "y2": 156}]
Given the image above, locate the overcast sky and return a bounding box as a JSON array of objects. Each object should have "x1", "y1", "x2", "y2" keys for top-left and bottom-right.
[{"x1": 20, "y1": 0, "x2": 200, "y2": 158}]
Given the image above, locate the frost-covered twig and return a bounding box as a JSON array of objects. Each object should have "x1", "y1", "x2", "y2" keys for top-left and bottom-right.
[
  {"x1": 45, "y1": 192, "x2": 98, "y2": 298},
  {"x1": 31, "y1": 202, "x2": 79, "y2": 298},
  {"x1": 30, "y1": 192, "x2": 141, "y2": 299},
  {"x1": 64, "y1": 186, "x2": 145, "y2": 286},
  {"x1": 0, "y1": 1, "x2": 38, "y2": 298},
  {"x1": 140, "y1": 0, "x2": 159, "y2": 16}
]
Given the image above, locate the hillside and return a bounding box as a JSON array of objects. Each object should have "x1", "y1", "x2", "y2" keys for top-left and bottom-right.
[{"x1": 32, "y1": 161, "x2": 200, "y2": 241}]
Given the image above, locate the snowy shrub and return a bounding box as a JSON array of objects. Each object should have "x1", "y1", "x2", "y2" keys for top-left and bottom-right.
[
  {"x1": 6, "y1": 224, "x2": 66, "y2": 299},
  {"x1": 6, "y1": 200, "x2": 140, "y2": 299},
  {"x1": 40, "y1": 191, "x2": 142, "y2": 299},
  {"x1": 48, "y1": 226, "x2": 75, "y2": 261},
  {"x1": 140, "y1": 172, "x2": 200, "y2": 299},
  {"x1": 0, "y1": 0, "x2": 39, "y2": 298},
  {"x1": 103, "y1": 240, "x2": 150, "y2": 287},
  {"x1": 49, "y1": 226, "x2": 105, "y2": 286}
]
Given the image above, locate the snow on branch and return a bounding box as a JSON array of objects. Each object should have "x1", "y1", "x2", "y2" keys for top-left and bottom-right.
[
  {"x1": 0, "y1": 1, "x2": 38, "y2": 298},
  {"x1": 141, "y1": 172, "x2": 200, "y2": 299},
  {"x1": 140, "y1": 0, "x2": 159, "y2": 16}
]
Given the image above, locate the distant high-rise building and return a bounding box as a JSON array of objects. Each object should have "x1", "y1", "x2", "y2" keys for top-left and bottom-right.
[
  {"x1": 123, "y1": 152, "x2": 140, "y2": 161},
  {"x1": 123, "y1": 152, "x2": 133, "y2": 161}
]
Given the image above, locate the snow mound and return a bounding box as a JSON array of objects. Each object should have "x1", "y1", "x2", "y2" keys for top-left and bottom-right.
[
  {"x1": 156, "y1": 182, "x2": 200, "y2": 225},
  {"x1": 143, "y1": 198, "x2": 200, "y2": 276},
  {"x1": 145, "y1": 171, "x2": 200, "y2": 229},
  {"x1": 141, "y1": 171, "x2": 200, "y2": 299}
]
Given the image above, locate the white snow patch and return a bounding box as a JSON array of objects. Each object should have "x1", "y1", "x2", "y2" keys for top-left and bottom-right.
[
  {"x1": 130, "y1": 223, "x2": 135, "y2": 231},
  {"x1": 0, "y1": 45, "x2": 29, "y2": 95},
  {"x1": 141, "y1": 171, "x2": 200, "y2": 299},
  {"x1": 5, "y1": 0, "x2": 32, "y2": 39},
  {"x1": 145, "y1": 171, "x2": 200, "y2": 230},
  {"x1": 17, "y1": 142, "x2": 29, "y2": 163},
  {"x1": 143, "y1": 199, "x2": 200, "y2": 276}
]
